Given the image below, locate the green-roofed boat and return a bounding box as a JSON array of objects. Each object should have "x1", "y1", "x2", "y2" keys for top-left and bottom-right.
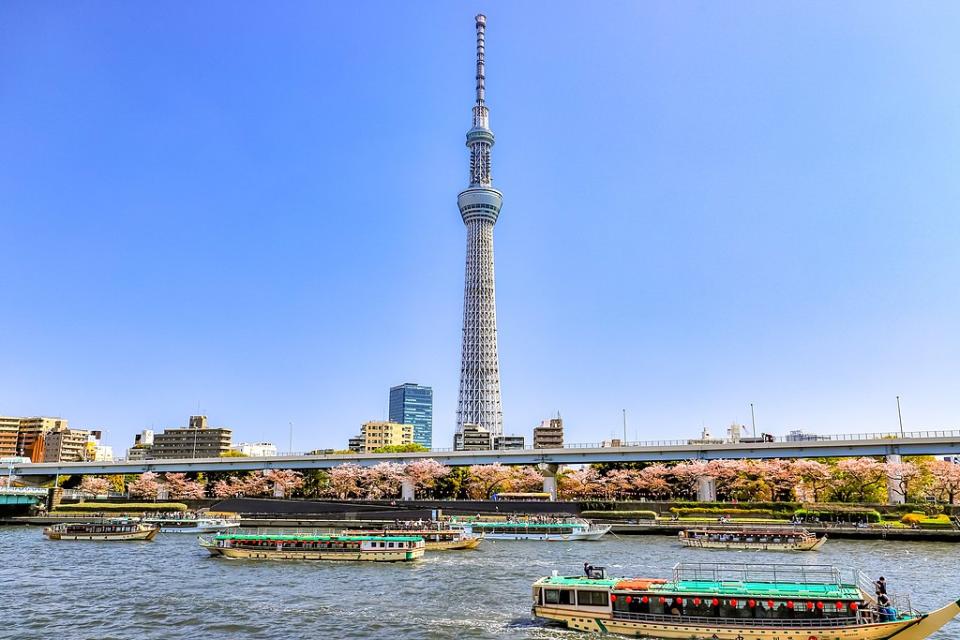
[
  {"x1": 532, "y1": 562, "x2": 960, "y2": 639},
  {"x1": 456, "y1": 519, "x2": 610, "y2": 541},
  {"x1": 199, "y1": 533, "x2": 425, "y2": 562}
]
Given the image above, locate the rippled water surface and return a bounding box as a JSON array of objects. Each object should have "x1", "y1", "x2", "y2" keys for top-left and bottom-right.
[{"x1": 2, "y1": 527, "x2": 960, "y2": 639}]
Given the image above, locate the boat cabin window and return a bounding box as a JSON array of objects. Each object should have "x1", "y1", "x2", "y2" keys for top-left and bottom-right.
[
  {"x1": 543, "y1": 589, "x2": 573, "y2": 605},
  {"x1": 577, "y1": 590, "x2": 608, "y2": 606}
]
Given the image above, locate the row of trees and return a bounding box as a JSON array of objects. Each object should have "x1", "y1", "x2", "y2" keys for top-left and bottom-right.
[{"x1": 76, "y1": 457, "x2": 960, "y2": 504}]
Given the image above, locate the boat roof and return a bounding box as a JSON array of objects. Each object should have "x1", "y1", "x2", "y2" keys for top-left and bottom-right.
[
  {"x1": 536, "y1": 576, "x2": 621, "y2": 589},
  {"x1": 214, "y1": 534, "x2": 422, "y2": 542},
  {"x1": 651, "y1": 580, "x2": 861, "y2": 600}
]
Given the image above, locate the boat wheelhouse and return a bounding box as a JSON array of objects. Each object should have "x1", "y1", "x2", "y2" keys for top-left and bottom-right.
[
  {"x1": 43, "y1": 521, "x2": 158, "y2": 541},
  {"x1": 199, "y1": 533, "x2": 425, "y2": 562},
  {"x1": 143, "y1": 516, "x2": 241, "y2": 534},
  {"x1": 343, "y1": 528, "x2": 482, "y2": 551},
  {"x1": 679, "y1": 527, "x2": 827, "y2": 551},
  {"x1": 532, "y1": 562, "x2": 960, "y2": 639},
  {"x1": 457, "y1": 519, "x2": 610, "y2": 541}
]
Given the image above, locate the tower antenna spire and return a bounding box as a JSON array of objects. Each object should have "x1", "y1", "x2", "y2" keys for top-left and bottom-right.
[{"x1": 475, "y1": 14, "x2": 486, "y2": 106}]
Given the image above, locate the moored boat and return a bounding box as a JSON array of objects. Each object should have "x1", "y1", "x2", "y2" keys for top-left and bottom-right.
[
  {"x1": 143, "y1": 516, "x2": 241, "y2": 534},
  {"x1": 532, "y1": 562, "x2": 960, "y2": 639},
  {"x1": 343, "y1": 528, "x2": 482, "y2": 550},
  {"x1": 679, "y1": 527, "x2": 827, "y2": 551},
  {"x1": 199, "y1": 533, "x2": 425, "y2": 561},
  {"x1": 456, "y1": 519, "x2": 610, "y2": 541},
  {"x1": 43, "y1": 520, "x2": 158, "y2": 541}
]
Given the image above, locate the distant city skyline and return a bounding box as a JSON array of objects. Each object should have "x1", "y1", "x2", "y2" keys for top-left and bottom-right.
[{"x1": 2, "y1": 3, "x2": 958, "y2": 451}]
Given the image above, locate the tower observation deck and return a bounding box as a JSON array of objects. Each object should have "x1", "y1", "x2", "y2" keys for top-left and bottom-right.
[{"x1": 456, "y1": 14, "x2": 504, "y2": 440}]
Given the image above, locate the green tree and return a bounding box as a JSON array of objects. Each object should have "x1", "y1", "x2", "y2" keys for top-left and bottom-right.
[
  {"x1": 434, "y1": 467, "x2": 470, "y2": 499},
  {"x1": 372, "y1": 443, "x2": 430, "y2": 453}
]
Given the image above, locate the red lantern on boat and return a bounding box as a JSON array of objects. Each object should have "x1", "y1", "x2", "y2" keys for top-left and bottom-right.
[
  {"x1": 767, "y1": 600, "x2": 775, "y2": 609},
  {"x1": 675, "y1": 598, "x2": 683, "y2": 605},
  {"x1": 626, "y1": 596, "x2": 633, "y2": 604},
  {"x1": 836, "y1": 601, "x2": 844, "y2": 610},
  {"x1": 786, "y1": 601, "x2": 795, "y2": 609},
  {"x1": 693, "y1": 598, "x2": 701, "y2": 606},
  {"x1": 711, "y1": 598, "x2": 719, "y2": 606},
  {"x1": 850, "y1": 603, "x2": 859, "y2": 611},
  {"x1": 610, "y1": 594, "x2": 617, "y2": 603},
  {"x1": 641, "y1": 596, "x2": 649, "y2": 604},
  {"x1": 748, "y1": 599, "x2": 756, "y2": 608},
  {"x1": 730, "y1": 599, "x2": 738, "y2": 607},
  {"x1": 816, "y1": 602, "x2": 824, "y2": 610},
  {"x1": 659, "y1": 597, "x2": 666, "y2": 604}
]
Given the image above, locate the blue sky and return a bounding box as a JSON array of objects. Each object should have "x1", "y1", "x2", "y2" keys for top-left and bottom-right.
[{"x1": 2, "y1": 2, "x2": 958, "y2": 452}]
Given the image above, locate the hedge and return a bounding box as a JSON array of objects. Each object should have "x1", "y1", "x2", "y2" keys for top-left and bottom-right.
[
  {"x1": 669, "y1": 507, "x2": 775, "y2": 518},
  {"x1": 582, "y1": 510, "x2": 658, "y2": 520},
  {"x1": 53, "y1": 502, "x2": 188, "y2": 513},
  {"x1": 902, "y1": 513, "x2": 953, "y2": 529},
  {"x1": 794, "y1": 507, "x2": 881, "y2": 523}
]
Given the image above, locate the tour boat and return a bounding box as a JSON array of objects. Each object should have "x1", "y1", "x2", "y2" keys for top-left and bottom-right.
[
  {"x1": 532, "y1": 562, "x2": 960, "y2": 640},
  {"x1": 43, "y1": 521, "x2": 159, "y2": 541},
  {"x1": 456, "y1": 519, "x2": 610, "y2": 541},
  {"x1": 199, "y1": 533, "x2": 425, "y2": 561},
  {"x1": 679, "y1": 527, "x2": 827, "y2": 551},
  {"x1": 343, "y1": 528, "x2": 483, "y2": 551},
  {"x1": 143, "y1": 516, "x2": 241, "y2": 534}
]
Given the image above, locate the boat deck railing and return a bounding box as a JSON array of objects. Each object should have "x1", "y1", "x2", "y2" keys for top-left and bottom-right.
[
  {"x1": 672, "y1": 563, "x2": 864, "y2": 591},
  {"x1": 612, "y1": 611, "x2": 907, "y2": 629}
]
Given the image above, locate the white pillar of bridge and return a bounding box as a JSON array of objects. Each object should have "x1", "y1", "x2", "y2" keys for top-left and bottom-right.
[
  {"x1": 697, "y1": 477, "x2": 717, "y2": 502},
  {"x1": 886, "y1": 453, "x2": 905, "y2": 504},
  {"x1": 401, "y1": 478, "x2": 415, "y2": 501},
  {"x1": 539, "y1": 463, "x2": 559, "y2": 501}
]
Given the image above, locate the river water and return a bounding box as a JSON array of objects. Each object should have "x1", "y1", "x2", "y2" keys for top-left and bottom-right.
[{"x1": 1, "y1": 527, "x2": 959, "y2": 640}]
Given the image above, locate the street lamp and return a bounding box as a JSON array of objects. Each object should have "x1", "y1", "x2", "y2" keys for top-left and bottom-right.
[{"x1": 896, "y1": 396, "x2": 905, "y2": 437}]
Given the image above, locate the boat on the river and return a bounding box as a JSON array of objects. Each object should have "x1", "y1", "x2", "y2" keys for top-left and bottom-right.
[
  {"x1": 532, "y1": 562, "x2": 960, "y2": 639},
  {"x1": 678, "y1": 527, "x2": 827, "y2": 551},
  {"x1": 456, "y1": 519, "x2": 610, "y2": 541},
  {"x1": 143, "y1": 516, "x2": 241, "y2": 533},
  {"x1": 43, "y1": 520, "x2": 158, "y2": 541},
  {"x1": 342, "y1": 528, "x2": 482, "y2": 550},
  {"x1": 199, "y1": 533, "x2": 425, "y2": 561}
]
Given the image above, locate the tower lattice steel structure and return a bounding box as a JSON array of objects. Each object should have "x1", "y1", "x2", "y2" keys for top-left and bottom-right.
[{"x1": 456, "y1": 14, "x2": 504, "y2": 439}]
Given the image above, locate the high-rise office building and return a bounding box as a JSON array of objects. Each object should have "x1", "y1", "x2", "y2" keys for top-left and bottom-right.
[
  {"x1": 389, "y1": 383, "x2": 433, "y2": 448},
  {"x1": 455, "y1": 14, "x2": 505, "y2": 442}
]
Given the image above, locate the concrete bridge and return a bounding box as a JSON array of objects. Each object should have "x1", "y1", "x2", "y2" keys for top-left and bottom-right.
[{"x1": 10, "y1": 429, "x2": 960, "y2": 499}]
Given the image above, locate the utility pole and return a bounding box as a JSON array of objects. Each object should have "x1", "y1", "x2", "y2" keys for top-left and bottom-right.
[
  {"x1": 289, "y1": 422, "x2": 293, "y2": 454},
  {"x1": 896, "y1": 396, "x2": 904, "y2": 437}
]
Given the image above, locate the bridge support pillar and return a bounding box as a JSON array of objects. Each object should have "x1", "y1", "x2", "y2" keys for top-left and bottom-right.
[
  {"x1": 538, "y1": 463, "x2": 559, "y2": 501},
  {"x1": 886, "y1": 454, "x2": 905, "y2": 504},
  {"x1": 401, "y1": 478, "x2": 415, "y2": 501},
  {"x1": 697, "y1": 477, "x2": 717, "y2": 502}
]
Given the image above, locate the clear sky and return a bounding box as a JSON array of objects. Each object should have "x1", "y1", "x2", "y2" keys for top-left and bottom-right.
[{"x1": 2, "y1": 2, "x2": 958, "y2": 453}]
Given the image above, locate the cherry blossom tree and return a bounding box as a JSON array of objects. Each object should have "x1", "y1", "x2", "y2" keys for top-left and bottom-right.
[
  {"x1": 791, "y1": 459, "x2": 833, "y2": 502},
  {"x1": 404, "y1": 459, "x2": 452, "y2": 498},
  {"x1": 212, "y1": 478, "x2": 238, "y2": 499},
  {"x1": 264, "y1": 469, "x2": 304, "y2": 498},
  {"x1": 670, "y1": 461, "x2": 714, "y2": 500},
  {"x1": 238, "y1": 472, "x2": 272, "y2": 497},
  {"x1": 636, "y1": 464, "x2": 672, "y2": 499},
  {"x1": 507, "y1": 466, "x2": 545, "y2": 494},
  {"x1": 363, "y1": 462, "x2": 405, "y2": 499},
  {"x1": 928, "y1": 460, "x2": 960, "y2": 504},
  {"x1": 603, "y1": 468, "x2": 640, "y2": 499},
  {"x1": 330, "y1": 463, "x2": 365, "y2": 499},
  {"x1": 884, "y1": 461, "x2": 922, "y2": 502},
  {"x1": 830, "y1": 457, "x2": 886, "y2": 502},
  {"x1": 128, "y1": 472, "x2": 161, "y2": 499},
  {"x1": 466, "y1": 463, "x2": 513, "y2": 499},
  {"x1": 759, "y1": 459, "x2": 798, "y2": 501},
  {"x1": 163, "y1": 473, "x2": 207, "y2": 499},
  {"x1": 79, "y1": 476, "x2": 111, "y2": 497},
  {"x1": 558, "y1": 467, "x2": 602, "y2": 499}
]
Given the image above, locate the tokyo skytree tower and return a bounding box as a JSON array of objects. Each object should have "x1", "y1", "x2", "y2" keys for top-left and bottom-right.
[{"x1": 455, "y1": 14, "x2": 504, "y2": 438}]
